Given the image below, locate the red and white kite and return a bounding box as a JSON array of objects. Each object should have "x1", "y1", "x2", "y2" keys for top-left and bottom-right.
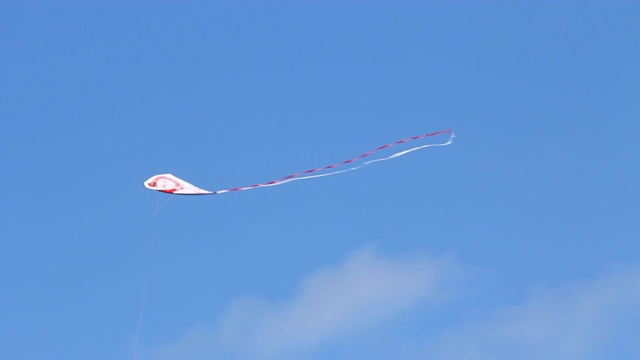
[
  {"x1": 144, "y1": 129, "x2": 454, "y2": 195},
  {"x1": 144, "y1": 174, "x2": 213, "y2": 195}
]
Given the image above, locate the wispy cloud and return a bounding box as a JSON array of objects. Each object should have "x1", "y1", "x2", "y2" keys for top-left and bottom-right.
[
  {"x1": 157, "y1": 248, "x2": 461, "y2": 360},
  {"x1": 155, "y1": 245, "x2": 640, "y2": 360},
  {"x1": 426, "y1": 266, "x2": 640, "y2": 360}
]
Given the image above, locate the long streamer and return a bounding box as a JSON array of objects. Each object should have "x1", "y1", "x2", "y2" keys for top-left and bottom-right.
[{"x1": 213, "y1": 129, "x2": 454, "y2": 194}]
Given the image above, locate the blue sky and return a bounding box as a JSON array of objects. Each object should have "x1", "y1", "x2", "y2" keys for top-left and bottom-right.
[{"x1": 1, "y1": 1, "x2": 638, "y2": 359}]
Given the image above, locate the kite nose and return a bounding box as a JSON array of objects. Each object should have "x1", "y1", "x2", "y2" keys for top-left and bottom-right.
[{"x1": 147, "y1": 181, "x2": 156, "y2": 187}]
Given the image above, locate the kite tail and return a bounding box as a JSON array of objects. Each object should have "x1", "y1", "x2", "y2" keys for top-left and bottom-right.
[{"x1": 214, "y1": 129, "x2": 454, "y2": 194}]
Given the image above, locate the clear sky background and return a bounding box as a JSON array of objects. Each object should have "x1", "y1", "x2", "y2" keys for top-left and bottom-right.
[{"x1": 2, "y1": 2, "x2": 639, "y2": 360}]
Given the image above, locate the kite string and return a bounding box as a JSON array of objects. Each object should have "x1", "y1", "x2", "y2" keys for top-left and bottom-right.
[
  {"x1": 214, "y1": 130, "x2": 454, "y2": 194},
  {"x1": 133, "y1": 194, "x2": 170, "y2": 359}
]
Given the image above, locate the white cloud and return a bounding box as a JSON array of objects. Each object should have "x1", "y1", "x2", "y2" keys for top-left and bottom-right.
[
  {"x1": 154, "y1": 245, "x2": 640, "y2": 360},
  {"x1": 157, "y1": 247, "x2": 461, "y2": 360},
  {"x1": 426, "y1": 266, "x2": 640, "y2": 360}
]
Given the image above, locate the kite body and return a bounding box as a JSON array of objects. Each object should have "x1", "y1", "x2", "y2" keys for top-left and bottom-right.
[
  {"x1": 144, "y1": 129, "x2": 454, "y2": 196},
  {"x1": 144, "y1": 174, "x2": 213, "y2": 195}
]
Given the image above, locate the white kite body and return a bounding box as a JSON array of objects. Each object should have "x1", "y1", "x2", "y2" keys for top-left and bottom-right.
[{"x1": 144, "y1": 174, "x2": 213, "y2": 195}]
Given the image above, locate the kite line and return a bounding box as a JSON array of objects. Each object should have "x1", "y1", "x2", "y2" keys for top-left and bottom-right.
[{"x1": 133, "y1": 195, "x2": 172, "y2": 359}]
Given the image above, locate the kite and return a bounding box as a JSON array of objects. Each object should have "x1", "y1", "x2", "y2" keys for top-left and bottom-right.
[{"x1": 144, "y1": 128, "x2": 454, "y2": 195}]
